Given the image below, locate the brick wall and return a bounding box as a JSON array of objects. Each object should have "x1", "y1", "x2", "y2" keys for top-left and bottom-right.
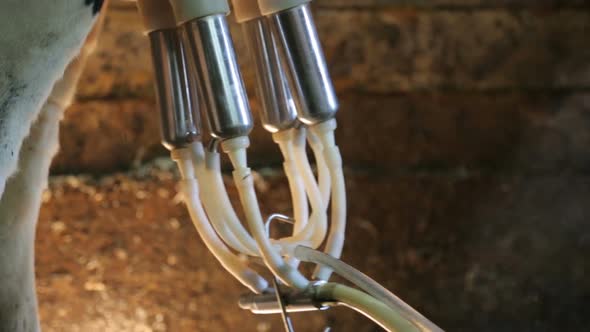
[{"x1": 51, "y1": 0, "x2": 590, "y2": 174}]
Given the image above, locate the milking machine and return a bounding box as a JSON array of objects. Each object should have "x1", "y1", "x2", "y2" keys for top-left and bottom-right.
[{"x1": 137, "y1": 0, "x2": 442, "y2": 331}]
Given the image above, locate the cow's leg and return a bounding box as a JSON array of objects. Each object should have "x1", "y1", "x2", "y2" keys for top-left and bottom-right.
[
  {"x1": 0, "y1": 8, "x2": 107, "y2": 331},
  {"x1": 0, "y1": 95, "x2": 64, "y2": 332},
  {"x1": 0, "y1": 0, "x2": 105, "y2": 196}
]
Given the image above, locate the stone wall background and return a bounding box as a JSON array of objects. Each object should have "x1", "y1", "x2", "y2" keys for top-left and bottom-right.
[{"x1": 52, "y1": 0, "x2": 590, "y2": 174}]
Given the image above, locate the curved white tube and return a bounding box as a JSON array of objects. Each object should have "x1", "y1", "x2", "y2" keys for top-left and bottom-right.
[
  {"x1": 307, "y1": 130, "x2": 331, "y2": 205},
  {"x1": 222, "y1": 137, "x2": 310, "y2": 289},
  {"x1": 284, "y1": 160, "x2": 308, "y2": 235},
  {"x1": 310, "y1": 120, "x2": 347, "y2": 281},
  {"x1": 171, "y1": 148, "x2": 268, "y2": 293},
  {"x1": 272, "y1": 129, "x2": 310, "y2": 267},
  {"x1": 205, "y1": 151, "x2": 261, "y2": 255},
  {"x1": 276, "y1": 128, "x2": 328, "y2": 250},
  {"x1": 272, "y1": 130, "x2": 309, "y2": 236},
  {"x1": 187, "y1": 143, "x2": 252, "y2": 254},
  {"x1": 197, "y1": 162, "x2": 253, "y2": 254},
  {"x1": 315, "y1": 283, "x2": 421, "y2": 332},
  {"x1": 296, "y1": 246, "x2": 443, "y2": 332},
  {"x1": 189, "y1": 143, "x2": 260, "y2": 256}
]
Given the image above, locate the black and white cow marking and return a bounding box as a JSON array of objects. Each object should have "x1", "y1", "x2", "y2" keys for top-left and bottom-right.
[{"x1": 0, "y1": 1, "x2": 106, "y2": 331}]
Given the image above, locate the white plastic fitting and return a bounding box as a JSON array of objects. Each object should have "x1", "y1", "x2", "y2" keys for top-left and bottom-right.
[
  {"x1": 257, "y1": 0, "x2": 311, "y2": 16},
  {"x1": 168, "y1": 0, "x2": 230, "y2": 24}
]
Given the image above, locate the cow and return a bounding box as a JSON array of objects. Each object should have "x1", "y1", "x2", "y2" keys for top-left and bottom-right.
[{"x1": 0, "y1": 1, "x2": 107, "y2": 330}]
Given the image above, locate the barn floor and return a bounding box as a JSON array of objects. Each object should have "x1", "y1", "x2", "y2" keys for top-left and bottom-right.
[{"x1": 36, "y1": 160, "x2": 590, "y2": 332}]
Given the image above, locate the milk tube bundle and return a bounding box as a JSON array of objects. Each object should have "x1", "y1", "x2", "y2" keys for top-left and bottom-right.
[{"x1": 137, "y1": 0, "x2": 443, "y2": 331}]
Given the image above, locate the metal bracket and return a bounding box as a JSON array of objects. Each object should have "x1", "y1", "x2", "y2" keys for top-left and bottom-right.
[{"x1": 239, "y1": 281, "x2": 337, "y2": 331}]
